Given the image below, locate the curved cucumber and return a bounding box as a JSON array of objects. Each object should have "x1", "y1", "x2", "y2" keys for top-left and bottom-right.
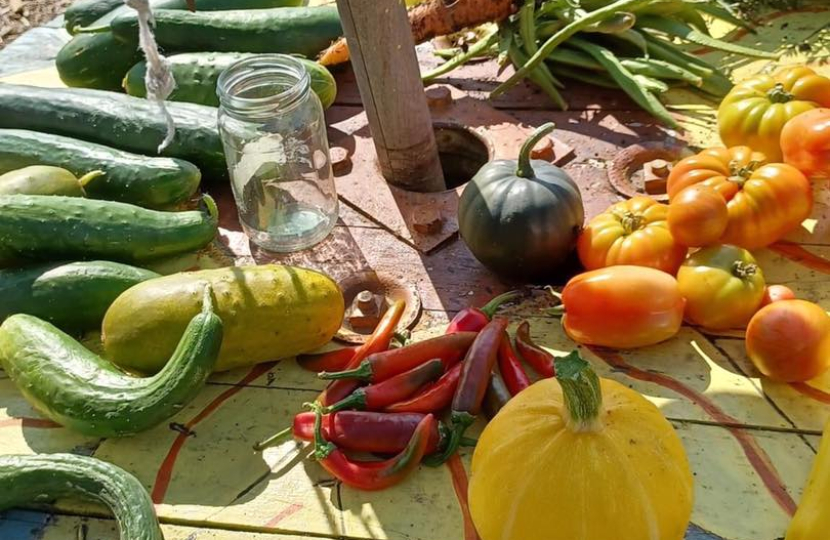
[
  {"x1": 0, "y1": 194, "x2": 218, "y2": 267},
  {"x1": 0, "y1": 85, "x2": 226, "y2": 183},
  {"x1": 0, "y1": 261, "x2": 160, "y2": 333},
  {"x1": 125, "y1": 52, "x2": 338, "y2": 109},
  {"x1": 110, "y1": 7, "x2": 342, "y2": 59},
  {"x1": 0, "y1": 165, "x2": 98, "y2": 197},
  {"x1": 0, "y1": 288, "x2": 222, "y2": 437},
  {"x1": 64, "y1": 0, "x2": 124, "y2": 33},
  {"x1": 0, "y1": 454, "x2": 163, "y2": 540},
  {"x1": 0, "y1": 129, "x2": 200, "y2": 208},
  {"x1": 57, "y1": 0, "x2": 306, "y2": 91}
]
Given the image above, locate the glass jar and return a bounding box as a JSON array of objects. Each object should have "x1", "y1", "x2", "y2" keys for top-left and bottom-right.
[{"x1": 217, "y1": 54, "x2": 338, "y2": 252}]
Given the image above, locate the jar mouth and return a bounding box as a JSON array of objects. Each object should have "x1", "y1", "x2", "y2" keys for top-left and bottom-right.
[{"x1": 216, "y1": 54, "x2": 311, "y2": 120}]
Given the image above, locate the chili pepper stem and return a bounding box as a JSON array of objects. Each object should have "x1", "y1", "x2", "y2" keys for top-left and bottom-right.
[
  {"x1": 318, "y1": 361, "x2": 373, "y2": 381},
  {"x1": 555, "y1": 352, "x2": 603, "y2": 433},
  {"x1": 423, "y1": 411, "x2": 476, "y2": 467},
  {"x1": 308, "y1": 403, "x2": 336, "y2": 460},
  {"x1": 479, "y1": 290, "x2": 521, "y2": 319},
  {"x1": 253, "y1": 425, "x2": 293, "y2": 452},
  {"x1": 517, "y1": 123, "x2": 557, "y2": 178},
  {"x1": 323, "y1": 390, "x2": 367, "y2": 414}
]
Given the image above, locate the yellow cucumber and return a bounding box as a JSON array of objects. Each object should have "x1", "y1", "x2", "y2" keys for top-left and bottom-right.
[{"x1": 103, "y1": 265, "x2": 344, "y2": 373}]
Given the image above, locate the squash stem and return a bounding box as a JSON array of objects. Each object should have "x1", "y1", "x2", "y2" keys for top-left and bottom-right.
[
  {"x1": 555, "y1": 351, "x2": 603, "y2": 432},
  {"x1": 517, "y1": 123, "x2": 557, "y2": 178}
]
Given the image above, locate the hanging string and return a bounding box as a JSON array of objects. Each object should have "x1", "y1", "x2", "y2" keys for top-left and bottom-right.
[{"x1": 124, "y1": 0, "x2": 177, "y2": 152}]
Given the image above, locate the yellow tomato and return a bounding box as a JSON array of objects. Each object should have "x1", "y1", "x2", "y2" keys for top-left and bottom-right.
[
  {"x1": 677, "y1": 245, "x2": 766, "y2": 330},
  {"x1": 577, "y1": 196, "x2": 687, "y2": 274},
  {"x1": 469, "y1": 352, "x2": 693, "y2": 540},
  {"x1": 718, "y1": 67, "x2": 830, "y2": 161},
  {"x1": 786, "y1": 419, "x2": 830, "y2": 540}
]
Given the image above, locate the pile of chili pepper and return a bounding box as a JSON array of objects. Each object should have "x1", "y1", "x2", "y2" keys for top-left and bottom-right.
[{"x1": 257, "y1": 290, "x2": 559, "y2": 491}]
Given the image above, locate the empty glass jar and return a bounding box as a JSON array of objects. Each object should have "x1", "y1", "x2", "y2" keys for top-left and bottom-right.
[{"x1": 217, "y1": 54, "x2": 338, "y2": 252}]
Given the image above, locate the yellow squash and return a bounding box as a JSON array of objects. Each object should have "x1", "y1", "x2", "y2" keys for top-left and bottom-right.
[
  {"x1": 102, "y1": 265, "x2": 344, "y2": 373},
  {"x1": 469, "y1": 352, "x2": 693, "y2": 540},
  {"x1": 786, "y1": 419, "x2": 830, "y2": 540}
]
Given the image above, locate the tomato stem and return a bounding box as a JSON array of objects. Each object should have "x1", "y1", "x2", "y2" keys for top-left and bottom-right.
[
  {"x1": 517, "y1": 123, "x2": 556, "y2": 178},
  {"x1": 616, "y1": 211, "x2": 645, "y2": 236},
  {"x1": 767, "y1": 83, "x2": 794, "y2": 104},
  {"x1": 728, "y1": 159, "x2": 763, "y2": 184},
  {"x1": 556, "y1": 351, "x2": 603, "y2": 432}
]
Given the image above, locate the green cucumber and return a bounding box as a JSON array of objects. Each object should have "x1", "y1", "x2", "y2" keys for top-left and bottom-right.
[
  {"x1": 0, "y1": 454, "x2": 163, "y2": 540},
  {"x1": 0, "y1": 194, "x2": 218, "y2": 267},
  {"x1": 64, "y1": 0, "x2": 124, "y2": 33},
  {"x1": 0, "y1": 261, "x2": 160, "y2": 333},
  {"x1": 108, "y1": 7, "x2": 342, "y2": 59},
  {"x1": 0, "y1": 86, "x2": 226, "y2": 183},
  {"x1": 57, "y1": 0, "x2": 307, "y2": 91},
  {"x1": 125, "y1": 52, "x2": 338, "y2": 109},
  {"x1": 0, "y1": 166, "x2": 100, "y2": 197},
  {"x1": 0, "y1": 129, "x2": 201, "y2": 208},
  {"x1": 0, "y1": 287, "x2": 222, "y2": 437}
]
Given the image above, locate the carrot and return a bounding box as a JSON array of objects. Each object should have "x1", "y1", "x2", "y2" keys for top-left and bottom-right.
[{"x1": 319, "y1": 0, "x2": 516, "y2": 66}]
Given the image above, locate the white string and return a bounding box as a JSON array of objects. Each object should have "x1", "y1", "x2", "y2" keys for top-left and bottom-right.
[{"x1": 124, "y1": 0, "x2": 177, "y2": 153}]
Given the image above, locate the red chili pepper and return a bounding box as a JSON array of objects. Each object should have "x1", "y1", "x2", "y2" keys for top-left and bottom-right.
[
  {"x1": 482, "y1": 371, "x2": 512, "y2": 419},
  {"x1": 426, "y1": 317, "x2": 508, "y2": 465},
  {"x1": 318, "y1": 332, "x2": 476, "y2": 383},
  {"x1": 319, "y1": 300, "x2": 406, "y2": 406},
  {"x1": 325, "y1": 359, "x2": 445, "y2": 413},
  {"x1": 515, "y1": 320, "x2": 555, "y2": 378},
  {"x1": 446, "y1": 290, "x2": 519, "y2": 334},
  {"x1": 297, "y1": 346, "x2": 358, "y2": 373},
  {"x1": 384, "y1": 361, "x2": 463, "y2": 414},
  {"x1": 290, "y1": 411, "x2": 443, "y2": 454},
  {"x1": 311, "y1": 405, "x2": 435, "y2": 491},
  {"x1": 498, "y1": 331, "x2": 531, "y2": 396}
]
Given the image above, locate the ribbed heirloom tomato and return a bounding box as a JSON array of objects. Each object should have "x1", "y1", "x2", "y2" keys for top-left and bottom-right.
[
  {"x1": 559, "y1": 265, "x2": 685, "y2": 349},
  {"x1": 719, "y1": 67, "x2": 830, "y2": 161},
  {"x1": 577, "y1": 196, "x2": 687, "y2": 274},
  {"x1": 667, "y1": 146, "x2": 812, "y2": 250},
  {"x1": 667, "y1": 184, "x2": 728, "y2": 247},
  {"x1": 781, "y1": 108, "x2": 830, "y2": 180},
  {"x1": 677, "y1": 245, "x2": 766, "y2": 330}
]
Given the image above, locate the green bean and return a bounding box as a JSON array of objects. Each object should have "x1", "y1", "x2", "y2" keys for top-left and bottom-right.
[
  {"x1": 569, "y1": 36, "x2": 678, "y2": 127},
  {"x1": 698, "y1": 2, "x2": 755, "y2": 32},
  {"x1": 637, "y1": 15, "x2": 778, "y2": 58},
  {"x1": 548, "y1": 47, "x2": 604, "y2": 70},
  {"x1": 433, "y1": 46, "x2": 496, "y2": 60},
  {"x1": 509, "y1": 41, "x2": 568, "y2": 110},
  {"x1": 520, "y1": 0, "x2": 565, "y2": 90},
  {"x1": 548, "y1": 64, "x2": 619, "y2": 88},
  {"x1": 620, "y1": 58, "x2": 703, "y2": 86},
  {"x1": 491, "y1": 0, "x2": 657, "y2": 98},
  {"x1": 614, "y1": 28, "x2": 648, "y2": 55},
  {"x1": 641, "y1": 34, "x2": 733, "y2": 95},
  {"x1": 634, "y1": 74, "x2": 669, "y2": 93},
  {"x1": 422, "y1": 29, "x2": 499, "y2": 83}
]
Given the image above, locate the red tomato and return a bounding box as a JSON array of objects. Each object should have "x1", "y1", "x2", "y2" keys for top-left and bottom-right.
[
  {"x1": 761, "y1": 285, "x2": 796, "y2": 307},
  {"x1": 561, "y1": 265, "x2": 685, "y2": 349},
  {"x1": 577, "y1": 196, "x2": 687, "y2": 274},
  {"x1": 667, "y1": 185, "x2": 728, "y2": 247},
  {"x1": 746, "y1": 300, "x2": 830, "y2": 382},
  {"x1": 781, "y1": 108, "x2": 830, "y2": 180}
]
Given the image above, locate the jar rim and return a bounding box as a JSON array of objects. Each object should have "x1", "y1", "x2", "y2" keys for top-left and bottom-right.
[{"x1": 216, "y1": 54, "x2": 311, "y2": 119}]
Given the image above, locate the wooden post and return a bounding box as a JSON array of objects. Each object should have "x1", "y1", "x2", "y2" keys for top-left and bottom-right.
[{"x1": 336, "y1": 0, "x2": 446, "y2": 192}]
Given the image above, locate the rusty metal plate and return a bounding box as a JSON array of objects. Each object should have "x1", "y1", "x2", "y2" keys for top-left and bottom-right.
[{"x1": 329, "y1": 84, "x2": 575, "y2": 253}]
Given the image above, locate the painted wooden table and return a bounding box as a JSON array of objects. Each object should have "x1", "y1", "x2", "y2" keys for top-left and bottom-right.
[{"x1": 1, "y1": 4, "x2": 830, "y2": 540}]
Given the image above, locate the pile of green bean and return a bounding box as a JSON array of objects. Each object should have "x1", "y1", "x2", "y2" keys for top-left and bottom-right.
[{"x1": 423, "y1": 0, "x2": 775, "y2": 127}]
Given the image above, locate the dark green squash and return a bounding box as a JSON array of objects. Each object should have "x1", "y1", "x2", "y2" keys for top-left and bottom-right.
[{"x1": 458, "y1": 123, "x2": 584, "y2": 281}]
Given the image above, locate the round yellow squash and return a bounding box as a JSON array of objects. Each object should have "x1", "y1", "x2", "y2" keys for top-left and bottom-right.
[
  {"x1": 102, "y1": 265, "x2": 344, "y2": 373},
  {"x1": 469, "y1": 352, "x2": 694, "y2": 540}
]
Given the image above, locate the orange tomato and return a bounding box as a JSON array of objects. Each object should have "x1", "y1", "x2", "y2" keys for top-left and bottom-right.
[
  {"x1": 576, "y1": 196, "x2": 687, "y2": 274},
  {"x1": 781, "y1": 108, "x2": 830, "y2": 180},
  {"x1": 761, "y1": 284, "x2": 796, "y2": 307},
  {"x1": 718, "y1": 67, "x2": 830, "y2": 161},
  {"x1": 561, "y1": 265, "x2": 685, "y2": 349},
  {"x1": 746, "y1": 300, "x2": 830, "y2": 382},
  {"x1": 667, "y1": 185, "x2": 728, "y2": 247},
  {"x1": 677, "y1": 245, "x2": 766, "y2": 330},
  {"x1": 667, "y1": 146, "x2": 813, "y2": 250}
]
